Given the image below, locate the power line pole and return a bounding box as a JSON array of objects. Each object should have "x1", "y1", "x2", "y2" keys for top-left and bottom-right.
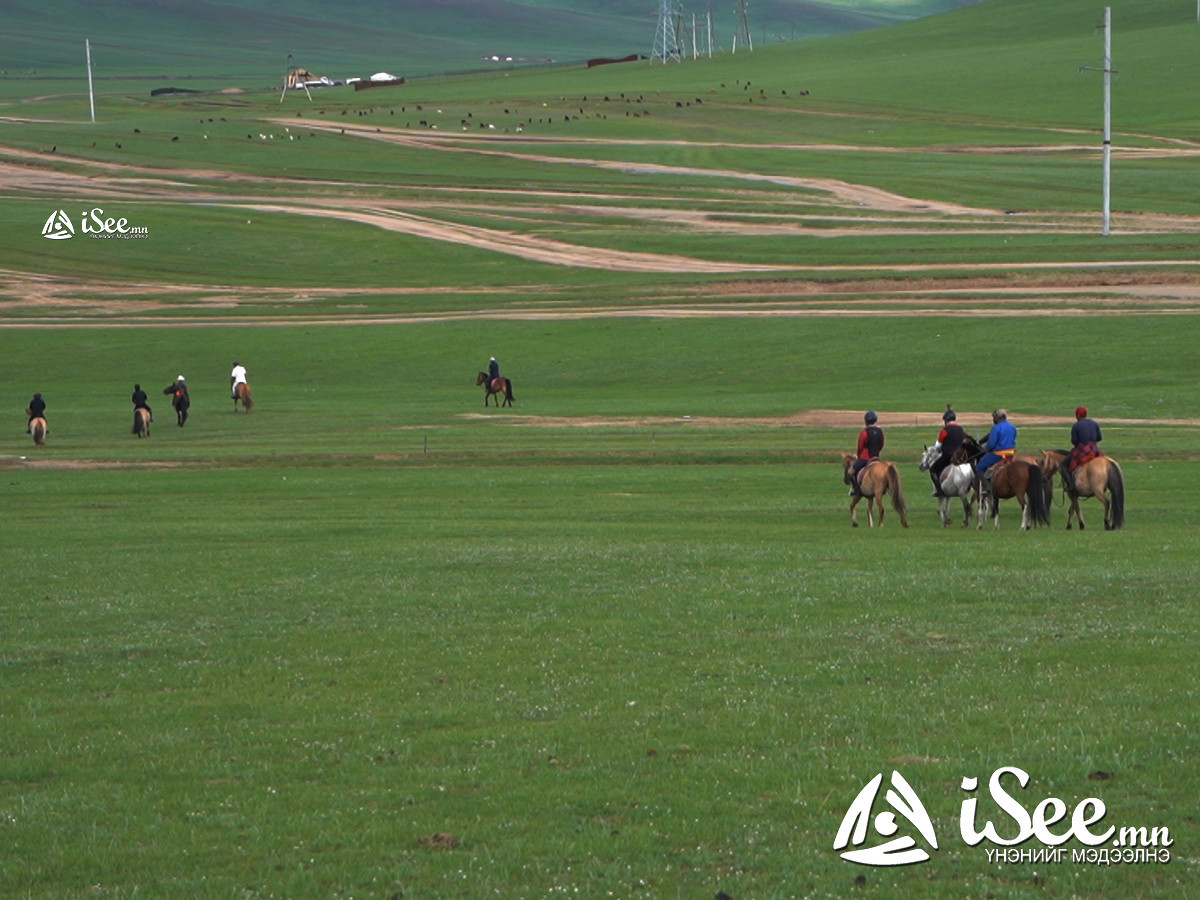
[
  {"x1": 85, "y1": 39, "x2": 95, "y2": 123},
  {"x1": 652, "y1": 0, "x2": 681, "y2": 64},
  {"x1": 732, "y1": 0, "x2": 753, "y2": 54},
  {"x1": 1080, "y1": 7, "x2": 1114, "y2": 235}
]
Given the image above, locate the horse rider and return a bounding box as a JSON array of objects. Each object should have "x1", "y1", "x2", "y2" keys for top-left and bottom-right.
[
  {"x1": 230, "y1": 361, "x2": 247, "y2": 398},
  {"x1": 25, "y1": 391, "x2": 46, "y2": 434},
  {"x1": 974, "y1": 408, "x2": 1017, "y2": 495},
  {"x1": 164, "y1": 375, "x2": 188, "y2": 401},
  {"x1": 929, "y1": 404, "x2": 965, "y2": 496},
  {"x1": 487, "y1": 356, "x2": 501, "y2": 390},
  {"x1": 1060, "y1": 405, "x2": 1103, "y2": 491},
  {"x1": 848, "y1": 410, "x2": 885, "y2": 496},
  {"x1": 131, "y1": 383, "x2": 153, "y2": 423}
]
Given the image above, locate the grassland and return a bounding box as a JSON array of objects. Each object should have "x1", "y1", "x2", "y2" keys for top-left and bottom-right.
[{"x1": 2, "y1": 0, "x2": 1200, "y2": 897}]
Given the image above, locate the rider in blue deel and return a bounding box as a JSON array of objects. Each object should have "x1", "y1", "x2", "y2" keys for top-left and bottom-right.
[{"x1": 974, "y1": 408, "x2": 1016, "y2": 493}]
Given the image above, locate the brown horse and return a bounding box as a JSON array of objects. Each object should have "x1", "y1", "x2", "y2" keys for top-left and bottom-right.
[
  {"x1": 842, "y1": 455, "x2": 909, "y2": 528},
  {"x1": 29, "y1": 417, "x2": 46, "y2": 448},
  {"x1": 476, "y1": 371, "x2": 514, "y2": 407},
  {"x1": 233, "y1": 381, "x2": 253, "y2": 412},
  {"x1": 132, "y1": 407, "x2": 151, "y2": 438},
  {"x1": 978, "y1": 457, "x2": 1050, "y2": 530},
  {"x1": 1039, "y1": 449, "x2": 1125, "y2": 530}
]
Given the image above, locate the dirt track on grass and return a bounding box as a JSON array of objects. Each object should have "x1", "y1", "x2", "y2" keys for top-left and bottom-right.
[{"x1": 3, "y1": 123, "x2": 1200, "y2": 316}]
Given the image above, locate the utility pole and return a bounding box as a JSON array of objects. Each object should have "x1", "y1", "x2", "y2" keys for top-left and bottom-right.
[
  {"x1": 732, "y1": 0, "x2": 752, "y2": 54},
  {"x1": 652, "y1": 0, "x2": 681, "y2": 64},
  {"x1": 85, "y1": 39, "x2": 95, "y2": 123},
  {"x1": 1080, "y1": 8, "x2": 1114, "y2": 235}
]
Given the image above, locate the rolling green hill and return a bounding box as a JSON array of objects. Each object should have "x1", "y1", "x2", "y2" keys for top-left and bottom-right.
[{"x1": 1, "y1": 0, "x2": 984, "y2": 80}]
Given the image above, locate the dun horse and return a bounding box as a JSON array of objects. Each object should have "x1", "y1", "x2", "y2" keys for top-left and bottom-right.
[
  {"x1": 29, "y1": 417, "x2": 46, "y2": 448},
  {"x1": 233, "y1": 381, "x2": 253, "y2": 412},
  {"x1": 1039, "y1": 449, "x2": 1125, "y2": 530},
  {"x1": 842, "y1": 455, "x2": 909, "y2": 528},
  {"x1": 132, "y1": 407, "x2": 151, "y2": 438},
  {"x1": 978, "y1": 458, "x2": 1050, "y2": 531},
  {"x1": 476, "y1": 371, "x2": 514, "y2": 407}
]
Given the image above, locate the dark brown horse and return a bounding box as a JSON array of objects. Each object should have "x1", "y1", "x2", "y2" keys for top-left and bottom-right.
[
  {"x1": 476, "y1": 371, "x2": 514, "y2": 407},
  {"x1": 842, "y1": 455, "x2": 909, "y2": 528},
  {"x1": 132, "y1": 407, "x2": 151, "y2": 438},
  {"x1": 1039, "y1": 449, "x2": 1125, "y2": 530},
  {"x1": 233, "y1": 381, "x2": 253, "y2": 412},
  {"x1": 978, "y1": 457, "x2": 1050, "y2": 530}
]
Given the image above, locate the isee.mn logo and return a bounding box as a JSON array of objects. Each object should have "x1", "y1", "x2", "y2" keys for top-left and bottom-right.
[
  {"x1": 42, "y1": 209, "x2": 75, "y2": 240},
  {"x1": 834, "y1": 766, "x2": 1173, "y2": 869},
  {"x1": 833, "y1": 770, "x2": 938, "y2": 866},
  {"x1": 41, "y1": 207, "x2": 149, "y2": 240}
]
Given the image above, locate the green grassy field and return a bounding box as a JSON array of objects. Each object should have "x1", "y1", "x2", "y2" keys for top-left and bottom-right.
[{"x1": 3, "y1": 0, "x2": 1200, "y2": 897}]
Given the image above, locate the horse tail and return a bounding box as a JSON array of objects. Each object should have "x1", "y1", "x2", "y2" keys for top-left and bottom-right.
[
  {"x1": 31, "y1": 418, "x2": 46, "y2": 447},
  {"x1": 1025, "y1": 463, "x2": 1051, "y2": 527},
  {"x1": 241, "y1": 384, "x2": 253, "y2": 412},
  {"x1": 887, "y1": 464, "x2": 909, "y2": 528},
  {"x1": 1107, "y1": 460, "x2": 1125, "y2": 530},
  {"x1": 505, "y1": 378, "x2": 514, "y2": 402}
]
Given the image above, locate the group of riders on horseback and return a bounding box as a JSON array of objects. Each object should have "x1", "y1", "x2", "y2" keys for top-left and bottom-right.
[
  {"x1": 24, "y1": 362, "x2": 253, "y2": 443},
  {"x1": 845, "y1": 403, "x2": 1122, "y2": 530}
]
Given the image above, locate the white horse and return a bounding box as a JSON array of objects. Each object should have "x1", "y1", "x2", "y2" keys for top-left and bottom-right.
[{"x1": 918, "y1": 444, "x2": 977, "y2": 527}]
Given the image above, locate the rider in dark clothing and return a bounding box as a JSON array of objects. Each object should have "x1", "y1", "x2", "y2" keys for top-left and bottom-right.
[
  {"x1": 930, "y1": 405, "x2": 966, "y2": 496},
  {"x1": 1061, "y1": 406, "x2": 1103, "y2": 490},
  {"x1": 488, "y1": 357, "x2": 500, "y2": 389},
  {"x1": 848, "y1": 410, "x2": 884, "y2": 495},
  {"x1": 26, "y1": 392, "x2": 46, "y2": 433},
  {"x1": 163, "y1": 376, "x2": 190, "y2": 426},
  {"x1": 132, "y1": 384, "x2": 152, "y2": 419}
]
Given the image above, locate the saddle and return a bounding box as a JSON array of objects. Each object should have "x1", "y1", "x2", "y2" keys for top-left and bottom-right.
[{"x1": 1068, "y1": 445, "x2": 1102, "y2": 471}]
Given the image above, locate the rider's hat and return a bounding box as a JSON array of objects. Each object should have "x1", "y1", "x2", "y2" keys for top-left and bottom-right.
[
  {"x1": 177, "y1": 375, "x2": 185, "y2": 381},
  {"x1": 942, "y1": 406, "x2": 956, "y2": 422},
  {"x1": 1075, "y1": 406, "x2": 1087, "y2": 419},
  {"x1": 992, "y1": 407, "x2": 1007, "y2": 419},
  {"x1": 864, "y1": 410, "x2": 878, "y2": 424}
]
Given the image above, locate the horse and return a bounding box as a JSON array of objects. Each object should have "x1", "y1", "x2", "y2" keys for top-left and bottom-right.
[
  {"x1": 842, "y1": 454, "x2": 909, "y2": 528},
  {"x1": 132, "y1": 407, "x2": 151, "y2": 438},
  {"x1": 171, "y1": 389, "x2": 190, "y2": 426},
  {"x1": 1039, "y1": 448, "x2": 1125, "y2": 531},
  {"x1": 233, "y1": 381, "x2": 253, "y2": 413},
  {"x1": 918, "y1": 443, "x2": 977, "y2": 527},
  {"x1": 476, "y1": 371, "x2": 514, "y2": 407},
  {"x1": 29, "y1": 417, "x2": 46, "y2": 448},
  {"x1": 977, "y1": 457, "x2": 1050, "y2": 531}
]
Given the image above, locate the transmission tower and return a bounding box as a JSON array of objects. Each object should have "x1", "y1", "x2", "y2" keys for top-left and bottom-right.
[
  {"x1": 651, "y1": 0, "x2": 681, "y2": 64},
  {"x1": 732, "y1": 0, "x2": 753, "y2": 54}
]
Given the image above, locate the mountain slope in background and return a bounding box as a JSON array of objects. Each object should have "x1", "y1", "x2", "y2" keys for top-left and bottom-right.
[{"x1": 0, "y1": 0, "x2": 986, "y2": 80}]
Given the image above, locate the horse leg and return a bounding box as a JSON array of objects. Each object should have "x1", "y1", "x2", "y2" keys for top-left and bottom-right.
[
  {"x1": 849, "y1": 495, "x2": 860, "y2": 528},
  {"x1": 1018, "y1": 494, "x2": 1031, "y2": 531}
]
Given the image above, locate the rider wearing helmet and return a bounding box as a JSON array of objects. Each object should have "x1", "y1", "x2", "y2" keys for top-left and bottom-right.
[
  {"x1": 929, "y1": 404, "x2": 965, "y2": 497},
  {"x1": 848, "y1": 410, "x2": 885, "y2": 495},
  {"x1": 974, "y1": 408, "x2": 1017, "y2": 494}
]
